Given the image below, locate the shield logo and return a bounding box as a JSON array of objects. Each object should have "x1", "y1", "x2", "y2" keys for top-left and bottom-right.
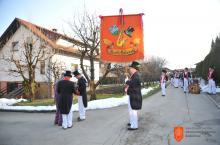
[{"x1": 174, "y1": 126, "x2": 184, "y2": 142}]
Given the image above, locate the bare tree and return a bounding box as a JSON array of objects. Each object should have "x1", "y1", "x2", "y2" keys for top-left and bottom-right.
[
  {"x1": 1, "y1": 37, "x2": 53, "y2": 100},
  {"x1": 44, "y1": 59, "x2": 65, "y2": 98},
  {"x1": 141, "y1": 56, "x2": 167, "y2": 82},
  {"x1": 46, "y1": 59, "x2": 65, "y2": 83},
  {"x1": 67, "y1": 12, "x2": 118, "y2": 100}
]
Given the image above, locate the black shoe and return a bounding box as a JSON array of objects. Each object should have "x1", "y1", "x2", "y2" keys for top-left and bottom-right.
[
  {"x1": 127, "y1": 127, "x2": 138, "y2": 130},
  {"x1": 77, "y1": 117, "x2": 85, "y2": 122},
  {"x1": 162, "y1": 95, "x2": 165, "y2": 97},
  {"x1": 68, "y1": 126, "x2": 72, "y2": 128},
  {"x1": 127, "y1": 123, "x2": 131, "y2": 126}
]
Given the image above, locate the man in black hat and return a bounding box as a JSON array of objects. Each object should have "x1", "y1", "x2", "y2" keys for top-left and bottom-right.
[
  {"x1": 125, "y1": 61, "x2": 142, "y2": 130},
  {"x1": 57, "y1": 70, "x2": 76, "y2": 129},
  {"x1": 73, "y1": 70, "x2": 88, "y2": 121}
]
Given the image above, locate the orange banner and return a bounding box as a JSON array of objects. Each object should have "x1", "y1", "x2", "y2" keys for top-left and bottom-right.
[{"x1": 100, "y1": 13, "x2": 144, "y2": 62}]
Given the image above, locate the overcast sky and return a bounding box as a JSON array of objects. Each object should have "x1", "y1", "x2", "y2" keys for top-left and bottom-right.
[{"x1": 0, "y1": 0, "x2": 220, "y2": 69}]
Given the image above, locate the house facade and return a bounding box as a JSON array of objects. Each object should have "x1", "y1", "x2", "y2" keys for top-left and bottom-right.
[{"x1": 0, "y1": 18, "x2": 100, "y2": 98}]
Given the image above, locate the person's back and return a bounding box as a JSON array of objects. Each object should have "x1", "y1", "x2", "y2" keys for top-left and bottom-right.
[
  {"x1": 57, "y1": 70, "x2": 76, "y2": 129},
  {"x1": 58, "y1": 80, "x2": 75, "y2": 96},
  {"x1": 58, "y1": 79, "x2": 76, "y2": 115}
]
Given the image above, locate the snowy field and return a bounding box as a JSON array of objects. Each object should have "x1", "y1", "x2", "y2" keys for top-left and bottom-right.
[{"x1": 0, "y1": 87, "x2": 156, "y2": 111}]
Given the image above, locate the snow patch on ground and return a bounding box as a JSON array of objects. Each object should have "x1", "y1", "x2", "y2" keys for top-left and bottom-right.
[
  {"x1": 0, "y1": 98, "x2": 27, "y2": 106},
  {"x1": 0, "y1": 87, "x2": 156, "y2": 111}
]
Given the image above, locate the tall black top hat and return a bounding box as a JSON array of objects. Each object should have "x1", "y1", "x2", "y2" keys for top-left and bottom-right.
[
  {"x1": 64, "y1": 70, "x2": 72, "y2": 77},
  {"x1": 129, "y1": 61, "x2": 140, "y2": 70},
  {"x1": 73, "y1": 70, "x2": 80, "y2": 77}
]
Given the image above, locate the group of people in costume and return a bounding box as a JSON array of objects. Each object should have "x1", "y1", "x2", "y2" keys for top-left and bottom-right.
[
  {"x1": 169, "y1": 68, "x2": 192, "y2": 93},
  {"x1": 162, "y1": 66, "x2": 217, "y2": 96},
  {"x1": 54, "y1": 70, "x2": 87, "y2": 129},
  {"x1": 53, "y1": 61, "x2": 217, "y2": 130},
  {"x1": 54, "y1": 61, "x2": 143, "y2": 130}
]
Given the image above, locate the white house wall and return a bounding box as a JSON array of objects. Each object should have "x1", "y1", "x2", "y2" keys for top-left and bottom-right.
[
  {"x1": 0, "y1": 25, "x2": 100, "y2": 83},
  {"x1": 52, "y1": 54, "x2": 100, "y2": 81},
  {"x1": 0, "y1": 25, "x2": 53, "y2": 82}
]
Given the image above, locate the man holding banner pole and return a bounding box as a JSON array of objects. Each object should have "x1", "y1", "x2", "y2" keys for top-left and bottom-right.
[
  {"x1": 125, "y1": 61, "x2": 142, "y2": 130},
  {"x1": 100, "y1": 9, "x2": 144, "y2": 130}
]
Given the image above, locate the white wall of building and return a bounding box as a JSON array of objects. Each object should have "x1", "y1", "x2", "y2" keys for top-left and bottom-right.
[
  {"x1": 52, "y1": 54, "x2": 100, "y2": 82},
  {"x1": 0, "y1": 25, "x2": 100, "y2": 83},
  {"x1": 0, "y1": 25, "x2": 50, "y2": 82}
]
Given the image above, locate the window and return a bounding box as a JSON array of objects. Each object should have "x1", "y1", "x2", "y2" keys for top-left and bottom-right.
[
  {"x1": 40, "y1": 61, "x2": 45, "y2": 74},
  {"x1": 11, "y1": 41, "x2": 19, "y2": 51}
]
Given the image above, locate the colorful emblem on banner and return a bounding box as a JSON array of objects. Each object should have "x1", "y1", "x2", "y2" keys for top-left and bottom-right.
[{"x1": 100, "y1": 9, "x2": 144, "y2": 62}]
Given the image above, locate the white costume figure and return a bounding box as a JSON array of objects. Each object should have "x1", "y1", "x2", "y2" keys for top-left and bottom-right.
[
  {"x1": 183, "y1": 68, "x2": 191, "y2": 93},
  {"x1": 208, "y1": 67, "x2": 216, "y2": 95},
  {"x1": 160, "y1": 70, "x2": 168, "y2": 96},
  {"x1": 174, "y1": 71, "x2": 179, "y2": 88},
  {"x1": 73, "y1": 70, "x2": 88, "y2": 121},
  {"x1": 179, "y1": 71, "x2": 184, "y2": 88},
  {"x1": 171, "y1": 74, "x2": 174, "y2": 86}
]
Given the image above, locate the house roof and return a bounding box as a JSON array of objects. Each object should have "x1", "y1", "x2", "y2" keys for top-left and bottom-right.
[{"x1": 0, "y1": 18, "x2": 95, "y2": 59}]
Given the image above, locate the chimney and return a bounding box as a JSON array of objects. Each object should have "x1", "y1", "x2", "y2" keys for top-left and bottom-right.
[{"x1": 52, "y1": 28, "x2": 57, "y2": 32}]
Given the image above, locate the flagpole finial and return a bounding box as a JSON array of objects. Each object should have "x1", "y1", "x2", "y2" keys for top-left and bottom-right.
[{"x1": 119, "y1": 8, "x2": 123, "y2": 14}]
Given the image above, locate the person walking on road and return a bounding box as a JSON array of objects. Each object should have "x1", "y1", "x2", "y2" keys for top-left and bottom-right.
[
  {"x1": 183, "y1": 67, "x2": 191, "y2": 93},
  {"x1": 160, "y1": 69, "x2": 168, "y2": 96},
  {"x1": 174, "y1": 70, "x2": 179, "y2": 88}
]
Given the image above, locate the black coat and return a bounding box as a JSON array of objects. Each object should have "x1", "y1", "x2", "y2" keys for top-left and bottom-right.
[
  {"x1": 57, "y1": 80, "x2": 76, "y2": 114},
  {"x1": 77, "y1": 77, "x2": 87, "y2": 107},
  {"x1": 126, "y1": 72, "x2": 142, "y2": 110}
]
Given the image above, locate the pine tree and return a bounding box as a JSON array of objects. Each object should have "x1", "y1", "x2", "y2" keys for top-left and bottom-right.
[{"x1": 195, "y1": 35, "x2": 220, "y2": 85}]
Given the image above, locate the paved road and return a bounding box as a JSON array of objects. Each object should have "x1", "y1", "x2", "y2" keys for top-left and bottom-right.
[{"x1": 0, "y1": 86, "x2": 220, "y2": 145}]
